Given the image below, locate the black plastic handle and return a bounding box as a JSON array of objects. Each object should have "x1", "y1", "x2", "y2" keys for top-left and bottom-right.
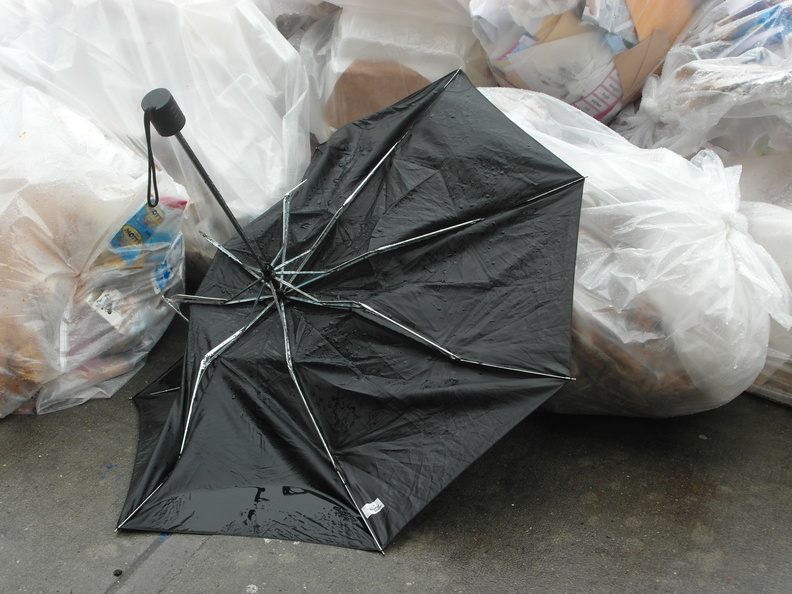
[{"x1": 142, "y1": 88, "x2": 185, "y2": 137}]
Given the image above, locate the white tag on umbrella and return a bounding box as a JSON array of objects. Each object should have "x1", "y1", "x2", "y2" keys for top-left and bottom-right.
[{"x1": 361, "y1": 498, "x2": 385, "y2": 518}]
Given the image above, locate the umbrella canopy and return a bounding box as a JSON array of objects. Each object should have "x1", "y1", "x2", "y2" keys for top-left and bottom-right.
[{"x1": 118, "y1": 71, "x2": 584, "y2": 551}]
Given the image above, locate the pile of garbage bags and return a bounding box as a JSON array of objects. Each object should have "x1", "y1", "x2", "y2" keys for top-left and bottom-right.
[{"x1": 1, "y1": 0, "x2": 791, "y2": 417}]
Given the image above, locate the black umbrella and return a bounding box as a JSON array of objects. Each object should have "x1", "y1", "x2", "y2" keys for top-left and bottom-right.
[{"x1": 118, "y1": 71, "x2": 584, "y2": 551}]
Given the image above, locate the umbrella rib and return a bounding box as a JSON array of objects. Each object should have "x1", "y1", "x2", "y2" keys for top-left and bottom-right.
[
  {"x1": 279, "y1": 180, "x2": 306, "y2": 270},
  {"x1": 116, "y1": 481, "x2": 166, "y2": 530},
  {"x1": 179, "y1": 302, "x2": 275, "y2": 454},
  {"x1": 200, "y1": 231, "x2": 261, "y2": 278},
  {"x1": 270, "y1": 282, "x2": 385, "y2": 553},
  {"x1": 167, "y1": 294, "x2": 273, "y2": 306},
  {"x1": 278, "y1": 217, "x2": 485, "y2": 284},
  {"x1": 356, "y1": 300, "x2": 573, "y2": 380},
  {"x1": 289, "y1": 297, "x2": 573, "y2": 381},
  {"x1": 272, "y1": 276, "x2": 319, "y2": 303},
  {"x1": 282, "y1": 139, "x2": 402, "y2": 282},
  {"x1": 163, "y1": 295, "x2": 189, "y2": 322},
  {"x1": 520, "y1": 176, "x2": 585, "y2": 207},
  {"x1": 222, "y1": 274, "x2": 274, "y2": 305}
]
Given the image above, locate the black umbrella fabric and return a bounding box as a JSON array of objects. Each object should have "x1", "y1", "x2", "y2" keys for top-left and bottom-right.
[{"x1": 117, "y1": 71, "x2": 584, "y2": 551}]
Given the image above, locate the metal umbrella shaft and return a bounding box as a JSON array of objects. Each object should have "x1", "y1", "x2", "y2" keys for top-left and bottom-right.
[{"x1": 141, "y1": 88, "x2": 267, "y2": 273}]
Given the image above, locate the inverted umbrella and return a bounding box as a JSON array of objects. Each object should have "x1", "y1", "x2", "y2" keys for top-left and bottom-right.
[{"x1": 118, "y1": 71, "x2": 584, "y2": 551}]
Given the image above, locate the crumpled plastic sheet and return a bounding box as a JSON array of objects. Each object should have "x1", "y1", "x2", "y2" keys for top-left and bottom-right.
[
  {"x1": 0, "y1": 0, "x2": 313, "y2": 267},
  {"x1": 612, "y1": 0, "x2": 792, "y2": 158},
  {"x1": 483, "y1": 85, "x2": 792, "y2": 416},
  {"x1": 0, "y1": 86, "x2": 189, "y2": 417}
]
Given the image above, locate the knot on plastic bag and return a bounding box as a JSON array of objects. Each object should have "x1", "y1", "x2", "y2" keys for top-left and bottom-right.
[
  {"x1": 723, "y1": 210, "x2": 749, "y2": 235},
  {"x1": 640, "y1": 96, "x2": 665, "y2": 122}
]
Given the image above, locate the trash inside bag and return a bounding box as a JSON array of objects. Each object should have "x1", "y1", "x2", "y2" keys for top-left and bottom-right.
[
  {"x1": 470, "y1": 0, "x2": 700, "y2": 122},
  {"x1": 260, "y1": 0, "x2": 339, "y2": 48},
  {"x1": 299, "y1": 6, "x2": 494, "y2": 139},
  {"x1": 483, "y1": 86, "x2": 792, "y2": 416},
  {"x1": 612, "y1": 0, "x2": 792, "y2": 158},
  {"x1": 0, "y1": 86, "x2": 188, "y2": 417},
  {"x1": 0, "y1": 0, "x2": 312, "y2": 268}
]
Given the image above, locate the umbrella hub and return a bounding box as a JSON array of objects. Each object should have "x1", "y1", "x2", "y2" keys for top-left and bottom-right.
[{"x1": 262, "y1": 262, "x2": 275, "y2": 282}]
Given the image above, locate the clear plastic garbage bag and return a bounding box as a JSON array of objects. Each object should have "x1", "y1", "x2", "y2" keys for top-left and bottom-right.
[
  {"x1": 0, "y1": 0, "x2": 312, "y2": 268},
  {"x1": 470, "y1": 0, "x2": 700, "y2": 122},
  {"x1": 0, "y1": 86, "x2": 188, "y2": 417},
  {"x1": 612, "y1": 0, "x2": 792, "y2": 158},
  {"x1": 611, "y1": 0, "x2": 792, "y2": 407},
  {"x1": 483, "y1": 86, "x2": 792, "y2": 416}
]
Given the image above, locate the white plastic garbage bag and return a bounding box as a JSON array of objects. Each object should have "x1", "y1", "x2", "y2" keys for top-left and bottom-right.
[
  {"x1": 482, "y1": 86, "x2": 792, "y2": 416},
  {"x1": 612, "y1": 0, "x2": 792, "y2": 158},
  {"x1": 0, "y1": 86, "x2": 188, "y2": 417},
  {"x1": 0, "y1": 0, "x2": 312, "y2": 267}
]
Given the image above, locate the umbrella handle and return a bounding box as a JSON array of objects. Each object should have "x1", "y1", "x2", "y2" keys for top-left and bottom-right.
[{"x1": 141, "y1": 88, "x2": 268, "y2": 272}]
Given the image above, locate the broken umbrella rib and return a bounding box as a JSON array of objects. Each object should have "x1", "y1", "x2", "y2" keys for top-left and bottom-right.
[
  {"x1": 163, "y1": 295, "x2": 190, "y2": 322},
  {"x1": 271, "y1": 276, "x2": 385, "y2": 553}
]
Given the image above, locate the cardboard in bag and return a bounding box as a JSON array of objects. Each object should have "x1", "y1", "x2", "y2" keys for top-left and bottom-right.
[{"x1": 324, "y1": 59, "x2": 430, "y2": 130}]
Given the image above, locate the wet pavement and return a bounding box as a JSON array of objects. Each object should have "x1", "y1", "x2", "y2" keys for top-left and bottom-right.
[{"x1": 2, "y1": 319, "x2": 791, "y2": 593}]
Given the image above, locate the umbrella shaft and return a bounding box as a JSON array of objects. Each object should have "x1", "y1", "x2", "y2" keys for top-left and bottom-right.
[{"x1": 175, "y1": 132, "x2": 266, "y2": 271}]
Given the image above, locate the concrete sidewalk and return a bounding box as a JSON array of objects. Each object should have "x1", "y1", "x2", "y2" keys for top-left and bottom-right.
[{"x1": 2, "y1": 319, "x2": 791, "y2": 593}]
